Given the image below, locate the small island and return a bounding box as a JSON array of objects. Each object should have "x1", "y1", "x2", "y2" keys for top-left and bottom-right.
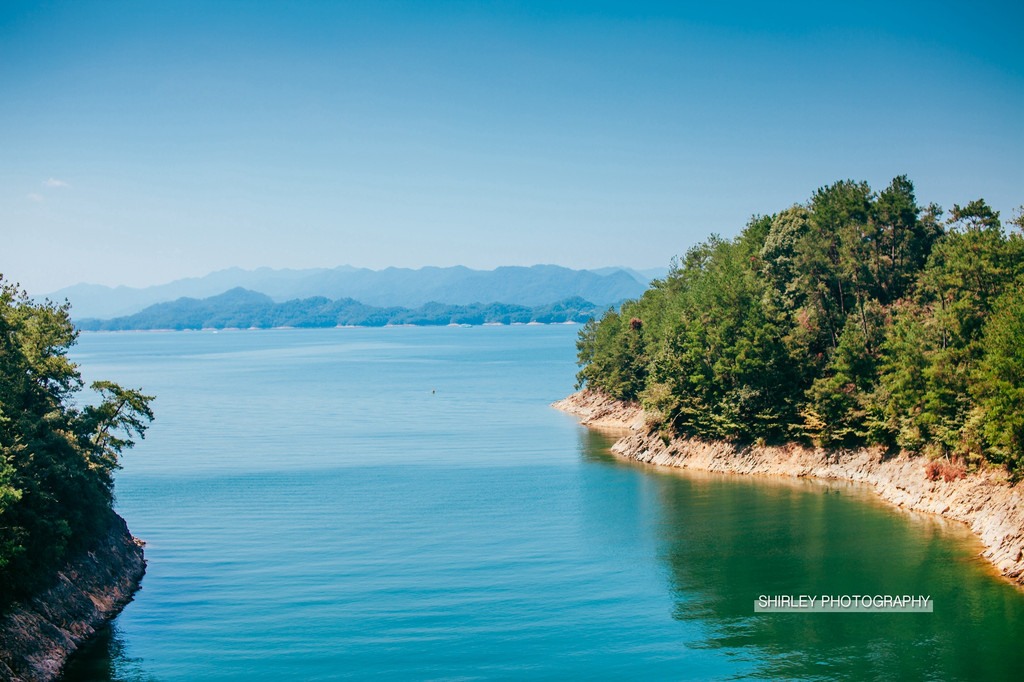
[{"x1": 75, "y1": 291, "x2": 603, "y2": 331}]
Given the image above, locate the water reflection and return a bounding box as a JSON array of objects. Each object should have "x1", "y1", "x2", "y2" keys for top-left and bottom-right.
[
  {"x1": 63, "y1": 425, "x2": 1024, "y2": 681},
  {"x1": 61, "y1": 624, "x2": 153, "y2": 682},
  {"x1": 581, "y1": 429, "x2": 1024, "y2": 680}
]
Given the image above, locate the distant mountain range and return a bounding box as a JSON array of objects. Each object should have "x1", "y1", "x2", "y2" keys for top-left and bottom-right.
[
  {"x1": 76, "y1": 288, "x2": 605, "y2": 331},
  {"x1": 44, "y1": 265, "x2": 666, "y2": 320}
]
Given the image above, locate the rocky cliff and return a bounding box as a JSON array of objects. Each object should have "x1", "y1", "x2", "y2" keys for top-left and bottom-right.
[
  {"x1": 0, "y1": 513, "x2": 146, "y2": 682},
  {"x1": 554, "y1": 389, "x2": 1024, "y2": 585}
]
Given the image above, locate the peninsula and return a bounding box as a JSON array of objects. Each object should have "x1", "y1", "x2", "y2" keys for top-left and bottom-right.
[{"x1": 562, "y1": 176, "x2": 1024, "y2": 582}]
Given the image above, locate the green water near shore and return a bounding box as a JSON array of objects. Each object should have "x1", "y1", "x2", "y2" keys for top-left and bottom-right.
[{"x1": 62, "y1": 327, "x2": 1024, "y2": 680}]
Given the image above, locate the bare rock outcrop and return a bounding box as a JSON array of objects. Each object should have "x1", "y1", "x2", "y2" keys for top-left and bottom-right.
[
  {"x1": 556, "y1": 389, "x2": 1024, "y2": 584},
  {"x1": 551, "y1": 391, "x2": 647, "y2": 431},
  {"x1": 0, "y1": 513, "x2": 146, "y2": 682}
]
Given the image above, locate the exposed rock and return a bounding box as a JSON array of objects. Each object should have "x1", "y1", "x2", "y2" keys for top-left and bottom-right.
[
  {"x1": 0, "y1": 513, "x2": 146, "y2": 682},
  {"x1": 551, "y1": 391, "x2": 646, "y2": 431},
  {"x1": 555, "y1": 389, "x2": 1024, "y2": 584}
]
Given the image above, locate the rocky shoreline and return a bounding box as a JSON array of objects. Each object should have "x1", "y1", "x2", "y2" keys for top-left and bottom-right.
[
  {"x1": 554, "y1": 389, "x2": 1024, "y2": 585},
  {"x1": 0, "y1": 513, "x2": 146, "y2": 682}
]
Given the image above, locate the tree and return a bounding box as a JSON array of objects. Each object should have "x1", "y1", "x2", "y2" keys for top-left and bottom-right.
[
  {"x1": 973, "y1": 284, "x2": 1024, "y2": 477},
  {"x1": 0, "y1": 277, "x2": 154, "y2": 604},
  {"x1": 799, "y1": 179, "x2": 873, "y2": 349},
  {"x1": 573, "y1": 178, "x2": 1024, "y2": 476},
  {"x1": 760, "y1": 206, "x2": 811, "y2": 310}
]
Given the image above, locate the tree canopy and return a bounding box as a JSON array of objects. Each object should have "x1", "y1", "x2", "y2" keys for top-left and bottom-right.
[
  {"x1": 0, "y1": 278, "x2": 153, "y2": 607},
  {"x1": 577, "y1": 177, "x2": 1024, "y2": 476}
]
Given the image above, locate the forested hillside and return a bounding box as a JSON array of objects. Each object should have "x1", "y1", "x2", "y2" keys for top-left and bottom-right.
[
  {"x1": 576, "y1": 177, "x2": 1024, "y2": 476},
  {"x1": 0, "y1": 280, "x2": 153, "y2": 609},
  {"x1": 76, "y1": 290, "x2": 601, "y2": 330}
]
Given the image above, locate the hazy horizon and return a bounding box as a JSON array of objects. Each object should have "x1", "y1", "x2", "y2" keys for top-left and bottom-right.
[
  {"x1": 24, "y1": 260, "x2": 675, "y2": 298},
  {"x1": 3, "y1": 1, "x2": 1021, "y2": 294},
  {"x1": 36, "y1": 262, "x2": 668, "y2": 297}
]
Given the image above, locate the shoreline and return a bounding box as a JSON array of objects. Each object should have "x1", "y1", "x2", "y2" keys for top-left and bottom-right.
[
  {"x1": 77, "y1": 321, "x2": 584, "y2": 333},
  {"x1": 0, "y1": 513, "x2": 146, "y2": 681},
  {"x1": 554, "y1": 389, "x2": 1024, "y2": 586}
]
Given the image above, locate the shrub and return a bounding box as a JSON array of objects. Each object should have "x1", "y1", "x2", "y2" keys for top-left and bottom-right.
[{"x1": 925, "y1": 458, "x2": 966, "y2": 482}]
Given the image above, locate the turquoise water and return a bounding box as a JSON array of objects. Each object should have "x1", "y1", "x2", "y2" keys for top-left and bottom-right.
[{"x1": 62, "y1": 327, "x2": 1024, "y2": 680}]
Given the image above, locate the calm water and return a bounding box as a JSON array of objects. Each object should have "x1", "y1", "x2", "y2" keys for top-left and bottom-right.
[{"x1": 62, "y1": 326, "x2": 1024, "y2": 681}]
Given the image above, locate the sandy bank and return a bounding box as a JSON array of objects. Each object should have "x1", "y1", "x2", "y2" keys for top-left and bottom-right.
[
  {"x1": 0, "y1": 513, "x2": 146, "y2": 681},
  {"x1": 554, "y1": 389, "x2": 1024, "y2": 585}
]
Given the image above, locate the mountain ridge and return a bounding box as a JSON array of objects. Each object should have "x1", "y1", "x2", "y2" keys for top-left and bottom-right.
[
  {"x1": 44, "y1": 264, "x2": 666, "y2": 319},
  {"x1": 75, "y1": 288, "x2": 608, "y2": 330}
]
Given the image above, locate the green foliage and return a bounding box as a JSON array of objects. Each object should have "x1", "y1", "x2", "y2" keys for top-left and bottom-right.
[
  {"x1": 0, "y1": 278, "x2": 154, "y2": 607},
  {"x1": 972, "y1": 283, "x2": 1024, "y2": 477},
  {"x1": 874, "y1": 301, "x2": 934, "y2": 451},
  {"x1": 575, "y1": 310, "x2": 647, "y2": 400},
  {"x1": 575, "y1": 177, "x2": 1024, "y2": 475},
  {"x1": 760, "y1": 206, "x2": 811, "y2": 310},
  {"x1": 805, "y1": 315, "x2": 879, "y2": 446}
]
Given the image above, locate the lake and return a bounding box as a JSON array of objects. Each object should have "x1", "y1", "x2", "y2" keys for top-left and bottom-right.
[{"x1": 62, "y1": 326, "x2": 1024, "y2": 680}]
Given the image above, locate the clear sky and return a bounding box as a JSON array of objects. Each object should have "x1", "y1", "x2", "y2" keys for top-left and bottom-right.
[{"x1": 2, "y1": 0, "x2": 1021, "y2": 294}]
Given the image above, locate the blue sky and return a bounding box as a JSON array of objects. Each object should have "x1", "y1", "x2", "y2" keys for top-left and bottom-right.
[{"x1": 2, "y1": 1, "x2": 1021, "y2": 294}]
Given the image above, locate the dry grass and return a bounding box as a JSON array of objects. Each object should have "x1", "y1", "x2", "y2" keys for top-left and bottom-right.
[{"x1": 925, "y1": 457, "x2": 966, "y2": 482}]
